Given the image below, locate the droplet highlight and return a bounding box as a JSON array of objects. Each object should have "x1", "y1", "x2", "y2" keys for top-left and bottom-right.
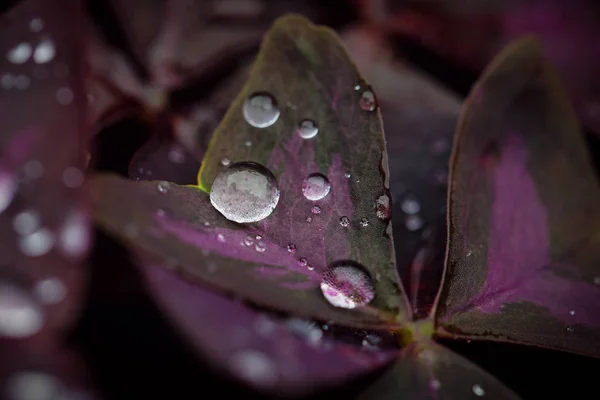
[
  {"x1": 320, "y1": 262, "x2": 375, "y2": 309},
  {"x1": 302, "y1": 173, "x2": 331, "y2": 201},
  {"x1": 242, "y1": 92, "x2": 280, "y2": 128}
]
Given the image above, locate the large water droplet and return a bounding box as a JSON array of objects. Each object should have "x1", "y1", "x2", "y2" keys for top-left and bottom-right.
[
  {"x1": 33, "y1": 39, "x2": 55, "y2": 64},
  {"x1": 320, "y1": 262, "x2": 375, "y2": 309},
  {"x1": 359, "y1": 90, "x2": 377, "y2": 112},
  {"x1": 302, "y1": 173, "x2": 331, "y2": 201},
  {"x1": 0, "y1": 282, "x2": 44, "y2": 338},
  {"x1": 242, "y1": 92, "x2": 280, "y2": 128},
  {"x1": 210, "y1": 162, "x2": 280, "y2": 223},
  {"x1": 7, "y1": 42, "x2": 32, "y2": 64},
  {"x1": 296, "y1": 119, "x2": 318, "y2": 139}
]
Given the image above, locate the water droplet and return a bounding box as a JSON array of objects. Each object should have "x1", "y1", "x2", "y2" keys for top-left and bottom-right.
[
  {"x1": 255, "y1": 235, "x2": 262, "y2": 240},
  {"x1": 58, "y1": 209, "x2": 89, "y2": 258},
  {"x1": 359, "y1": 90, "x2": 377, "y2": 112},
  {"x1": 19, "y1": 228, "x2": 54, "y2": 257},
  {"x1": 217, "y1": 233, "x2": 226, "y2": 243},
  {"x1": 221, "y1": 157, "x2": 231, "y2": 167},
  {"x1": 244, "y1": 235, "x2": 254, "y2": 246},
  {"x1": 307, "y1": 263, "x2": 315, "y2": 271},
  {"x1": 287, "y1": 243, "x2": 296, "y2": 253},
  {"x1": 242, "y1": 92, "x2": 280, "y2": 128},
  {"x1": 302, "y1": 173, "x2": 331, "y2": 201},
  {"x1": 405, "y1": 215, "x2": 424, "y2": 231},
  {"x1": 305, "y1": 216, "x2": 312, "y2": 223},
  {"x1": 33, "y1": 39, "x2": 55, "y2": 64},
  {"x1": 168, "y1": 146, "x2": 186, "y2": 164},
  {"x1": 0, "y1": 282, "x2": 44, "y2": 338},
  {"x1": 7, "y1": 42, "x2": 32, "y2": 64},
  {"x1": 566, "y1": 326, "x2": 575, "y2": 333},
  {"x1": 311, "y1": 205, "x2": 321, "y2": 214},
  {"x1": 359, "y1": 218, "x2": 369, "y2": 227},
  {"x1": 30, "y1": 18, "x2": 44, "y2": 32},
  {"x1": 33, "y1": 278, "x2": 66, "y2": 304},
  {"x1": 203, "y1": 221, "x2": 210, "y2": 227},
  {"x1": 569, "y1": 309, "x2": 576, "y2": 316},
  {"x1": 296, "y1": 119, "x2": 318, "y2": 139},
  {"x1": 298, "y1": 257, "x2": 308, "y2": 267},
  {"x1": 13, "y1": 210, "x2": 41, "y2": 235},
  {"x1": 339, "y1": 216, "x2": 350, "y2": 227},
  {"x1": 320, "y1": 262, "x2": 375, "y2": 309},
  {"x1": 56, "y1": 87, "x2": 74, "y2": 105},
  {"x1": 157, "y1": 181, "x2": 170, "y2": 194},
  {"x1": 376, "y1": 194, "x2": 391, "y2": 219},
  {"x1": 472, "y1": 384, "x2": 485, "y2": 396},
  {"x1": 62, "y1": 167, "x2": 83, "y2": 188},
  {"x1": 401, "y1": 195, "x2": 420, "y2": 215},
  {"x1": 229, "y1": 350, "x2": 277, "y2": 387},
  {"x1": 344, "y1": 172, "x2": 351, "y2": 179},
  {"x1": 0, "y1": 170, "x2": 17, "y2": 213},
  {"x1": 255, "y1": 240, "x2": 266, "y2": 252},
  {"x1": 210, "y1": 162, "x2": 280, "y2": 223},
  {"x1": 430, "y1": 379, "x2": 441, "y2": 390}
]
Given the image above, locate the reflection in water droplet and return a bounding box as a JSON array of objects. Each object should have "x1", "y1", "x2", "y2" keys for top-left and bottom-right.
[
  {"x1": 297, "y1": 119, "x2": 318, "y2": 139},
  {"x1": 7, "y1": 43, "x2": 32, "y2": 64},
  {"x1": 255, "y1": 240, "x2": 266, "y2": 253},
  {"x1": 242, "y1": 92, "x2": 280, "y2": 128},
  {"x1": 359, "y1": 218, "x2": 369, "y2": 227},
  {"x1": 0, "y1": 171, "x2": 17, "y2": 214},
  {"x1": 221, "y1": 157, "x2": 231, "y2": 167},
  {"x1": 33, "y1": 39, "x2": 55, "y2": 64},
  {"x1": 472, "y1": 384, "x2": 485, "y2": 396},
  {"x1": 339, "y1": 216, "x2": 349, "y2": 227},
  {"x1": 0, "y1": 282, "x2": 44, "y2": 338},
  {"x1": 157, "y1": 181, "x2": 170, "y2": 194},
  {"x1": 320, "y1": 262, "x2": 375, "y2": 309},
  {"x1": 229, "y1": 350, "x2": 277, "y2": 387},
  {"x1": 33, "y1": 278, "x2": 66, "y2": 304},
  {"x1": 359, "y1": 90, "x2": 377, "y2": 112},
  {"x1": 405, "y1": 215, "x2": 424, "y2": 231},
  {"x1": 210, "y1": 162, "x2": 280, "y2": 223},
  {"x1": 311, "y1": 205, "x2": 321, "y2": 214},
  {"x1": 19, "y1": 228, "x2": 55, "y2": 257},
  {"x1": 401, "y1": 195, "x2": 420, "y2": 215},
  {"x1": 13, "y1": 210, "x2": 41, "y2": 235},
  {"x1": 287, "y1": 243, "x2": 296, "y2": 253},
  {"x1": 302, "y1": 173, "x2": 331, "y2": 201}
]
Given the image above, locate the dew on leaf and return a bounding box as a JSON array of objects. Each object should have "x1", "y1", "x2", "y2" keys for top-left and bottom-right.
[
  {"x1": 210, "y1": 162, "x2": 280, "y2": 223},
  {"x1": 7, "y1": 42, "x2": 32, "y2": 64},
  {"x1": 296, "y1": 119, "x2": 318, "y2": 139},
  {"x1": 33, "y1": 277, "x2": 66, "y2": 305},
  {"x1": 401, "y1": 195, "x2": 421, "y2": 215},
  {"x1": 244, "y1": 235, "x2": 254, "y2": 246},
  {"x1": 359, "y1": 217, "x2": 369, "y2": 227},
  {"x1": 217, "y1": 233, "x2": 226, "y2": 243},
  {"x1": 339, "y1": 216, "x2": 350, "y2": 227},
  {"x1": 255, "y1": 235, "x2": 262, "y2": 240},
  {"x1": 157, "y1": 181, "x2": 170, "y2": 194},
  {"x1": 320, "y1": 262, "x2": 375, "y2": 309},
  {"x1": 311, "y1": 205, "x2": 321, "y2": 214},
  {"x1": 472, "y1": 384, "x2": 485, "y2": 396},
  {"x1": 13, "y1": 210, "x2": 41, "y2": 236},
  {"x1": 255, "y1": 240, "x2": 266, "y2": 253},
  {"x1": 0, "y1": 282, "x2": 44, "y2": 338},
  {"x1": 359, "y1": 89, "x2": 377, "y2": 112},
  {"x1": 19, "y1": 228, "x2": 54, "y2": 257},
  {"x1": 287, "y1": 243, "x2": 296, "y2": 253},
  {"x1": 298, "y1": 257, "x2": 308, "y2": 267},
  {"x1": 302, "y1": 173, "x2": 331, "y2": 201},
  {"x1": 221, "y1": 157, "x2": 231, "y2": 167},
  {"x1": 229, "y1": 350, "x2": 277, "y2": 387},
  {"x1": 242, "y1": 92, "x2": 280, "y2": 128},
  {"x1": 376, "y1": 194, "x2": 391, "y2": 219},
  {"x1": 405, "y1": 215, "x2": 424, "y2": 231},
  {"x1": 344, "y1": 172, "x2": 351, "y2": 179},
  {"x1": 33, "y1": 39, "x2": 55, "y2": 64},
  {"x1": 307, "y1": 263, "x2": 315, "y2": 271}
]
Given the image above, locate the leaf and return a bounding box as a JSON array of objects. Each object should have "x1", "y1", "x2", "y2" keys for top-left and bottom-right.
[
  {"x1": 0, "y1": 0, "x2": 90, "y2": 339},
  {"x1": 141, "y1": 260, "x2": 397, "y2": 395},
  {"x1": 91, "y1": 174, "x2": 395, "y2": 328},
  {"x1": 435, "y1": 38, "x2": 600, "y2": 357},
  {"x1": 198, "y1": 14, "x2": 411, "y2": 323},
  {"x1": 356, "y1": 341, "x2": 520, "y2": 399}
]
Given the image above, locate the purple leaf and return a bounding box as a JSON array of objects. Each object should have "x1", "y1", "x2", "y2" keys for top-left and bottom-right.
[
  {"x1": 435, "y1": 37, "x2": 600, "y2": 356},
  {"x1": 141, "y1": 260, "x2": 397, "y2": 395},
  {"x1": 356, "y1": 341, "x2": 519, "y2": 399},
  {"x1": 0, "y1": 0, "x2": 90, "y2": 340}
]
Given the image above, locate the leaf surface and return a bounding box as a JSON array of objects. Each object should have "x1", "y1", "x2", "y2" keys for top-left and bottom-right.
[{"x1": 436, "y1": 38, "x2": 600, "y2": 356}]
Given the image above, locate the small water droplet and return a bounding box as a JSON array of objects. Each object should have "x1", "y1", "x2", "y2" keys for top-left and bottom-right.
[
  {"x1": 302, "y1": 173, "x2": 331, "y2": 201},
  {"x1": 33, "y1": 278, "x2": 66, "y2": 304},
  {"x1": 255, "y1": 235, "x2": 262, "y2": 240},
  {"x1": 339, "y1": 216, "x2": 350, "y2": 227},
  {"x1": 359, "y1": 218, "x2": 369, "y2": 227},
  {"x1": 354, "y1": 84, "x2": 361, "y2": 91},
  {"x1": 320, "y1": 262, "x2": 375, "y2": 309},
  {"x1": 344, "y1": 172, "x2": 351, "y2": 179},
  {"x1": 217, "y1": 233, "x2": 226, "y2": 243},
  {"x1": 472, "y1": 384, "x2": 485, "y2": 396},
  {"x1": 569, "y1": 309, "x2": 576, "y2": 316},
  {"x1": 243, "y1": 92, "x2": 280, "y2": 128},
  {"x1": 359, "y1": 90, "x2": 378, "y2": 112},
  {"x1": 56, "y1": 87, "x2": 74, "y2": 105},
  {"x1": 0, "y1": 282, "x2": 44, "y2": 338},
  {"x1": 376, "y1": 194, "x2": 391, "y2": 219},
  {"x1": 244, "y1": 235, "x2": 254, "y2": 246},
  {"x1": 566, "y1": 326, "x2": 575, "y2": 333},
  {"x1": 405, "y1": 215, "x2": 424, "y2": 231},
  {"x1": 33, "y1": 39, "x2": 55, "y2": 64},
  {"x1": 401, "y1": 195, "x2": 420, "y2": 215},
  {"x1": 157, "y1": 181, "x2": 170, "y2": 194},
  {"x1": 307, "y1": 264, "x2": 315, "y2": 271},
  {"x1": 221, "y1": 157, "x2": 231, "y2": 167},
  {"x1": 255, "y1": 240, "x2": 266, "y2": 252},
  {"x1": 30, "y1": 18, "x2": 44, "y2": 32},
  {"x1": 305, "y1": 216, "x2": 312, "y2": 223},
  {"x1": 298, "y1": 257, "x2": 308, "y2": 267},
  {"x1": 229, "y1": 350, "x2": 277, "y2": 387},
  {"x1": 210, "y1": 162, "x2": 280, "y2": 223},
  {"x1": 430, "y1": 379, "x2": 441, "y2": 390},
  {"x1": 62, "y1": 167, "x2": 83, "y2": 188},
  {"x1": 296, "y1": 119, "x2": 318, "y2": 139},
  {"x1": 168, "y1": 146, "x2": 186, "y2": 164},
  {"x1": 13, "y1": 210, "x2": 41, "y2": 236},
  {"x1": 7, "y1": 42, "x2": 32, "y2": 64},
  {"x1": 19, "y1": 228, "x2": 54, "y2": 257},
  {"x1": 311, "y1": 205, "x2": 321, "y2": 214},
  {"x1": 287, "y1": 243, "x2": 296, "y2": 253},
  {"x1": 466, "y1": 250, "x2": 473, "y2": 257}
]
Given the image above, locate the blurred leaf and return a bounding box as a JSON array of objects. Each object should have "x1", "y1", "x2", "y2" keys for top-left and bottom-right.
[
  {"x1": 435, "y1": 38, "x2": 600, "y2": 356},
  {"x1": 357, "y1": 341, "x2": 519, "y2": 399},
  {"x1": 142, "y1": 261, "x2": 397, "y2": 394},
  {"x1": 0, "y1": 0, "x2": 90, "y2": 339},
  {"x1": 91, "y1": 174, "x2": 396, "y2": 328}
]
